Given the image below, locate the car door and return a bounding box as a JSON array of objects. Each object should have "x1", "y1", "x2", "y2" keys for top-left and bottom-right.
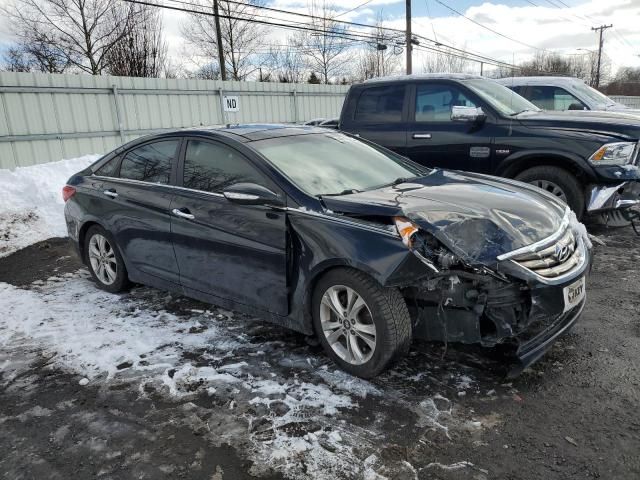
[
  {"x1": 340, "y1": 83, "x2": 409, "y2": 155},
  {"x1": 90, "y1": 139, "x2": 182, "y2": 285},
  {"x1": 405, "y1": 82, "x2": 494, "y2": 172},
  {"x1": 170, "y1": 137, "x2": 288, "y2": 316}
]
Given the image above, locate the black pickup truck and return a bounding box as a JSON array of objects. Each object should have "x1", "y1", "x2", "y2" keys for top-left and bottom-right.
[{"x1": 338, "y1": 74, "x2": 640, "y2": 220}]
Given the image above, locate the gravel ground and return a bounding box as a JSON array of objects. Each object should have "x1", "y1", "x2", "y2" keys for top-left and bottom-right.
[{"x1": 1, "y1": 228, "x2": 639, "y2": 480}]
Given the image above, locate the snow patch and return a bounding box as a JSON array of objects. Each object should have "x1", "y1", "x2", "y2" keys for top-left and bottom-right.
[{"x1": 0, "y1": 155, "x2": 100, "y2": 257}]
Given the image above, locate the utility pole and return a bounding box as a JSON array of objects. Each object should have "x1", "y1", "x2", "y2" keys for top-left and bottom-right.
[
  {"x1": 213, "y1": 0, "x2": 227, "y2": 81},
  {"x1": 591, "y1": 24, "x2": 612, "y2": 88},
  {"x1": 405, "y1": 0, "x2": 412, "y2": 74}
]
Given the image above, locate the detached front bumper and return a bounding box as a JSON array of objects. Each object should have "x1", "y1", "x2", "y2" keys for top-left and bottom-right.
[
  {"x1": 586, "y1": 180, "x2": 640, "y2": 212},
  {"x1": 509, "y1": 299, "x2": 585, "y2": 377}
]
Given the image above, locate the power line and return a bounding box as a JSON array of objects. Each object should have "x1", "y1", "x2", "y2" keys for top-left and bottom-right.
[
  {"x1": 334, "y1": 0, "x2": 375, "y2": 19},
  {"x1": 123, "y1": 0, "x2": 530, "y2": 73},
  {"x1": 433, "y1": 0, "x2": 546, "y2": 52}
]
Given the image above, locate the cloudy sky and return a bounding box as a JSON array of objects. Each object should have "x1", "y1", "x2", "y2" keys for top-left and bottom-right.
[{"x1": 1, "y1": 0, "x2": 639, "y2": 76}]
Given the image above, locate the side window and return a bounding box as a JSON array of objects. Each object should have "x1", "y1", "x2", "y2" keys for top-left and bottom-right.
[
  {"x1": 509, "y1": 85, "x2": 525, "y2": 95},
  {"x1": 554, "y1": 87, "x2": 586, "y2": 110},
  {"x1": 94, "y1": 155, "x2": 120, "y2": 177},
  {"x1": 528, "y1": 86, "x2": 586, "y2": 111},
  {"x1": 415, "y1": 84, "x2": 477, "y2": 122},
  {"x1": 354, "y1": 85, "x2": 406, "y2": 123},
  {"x1": 119, "y1": 140, "x2": 178, "y2": 184},
  {"x1": 183, "y1": 140, "x2": 266, "y2": 193}
]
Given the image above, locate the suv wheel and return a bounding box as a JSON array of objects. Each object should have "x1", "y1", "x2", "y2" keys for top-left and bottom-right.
[
  {"x1": 312, "y1": 268, "x2": 411, "y2": 378},
  {"x1": 84, "y1": 225, "x2": 130, "y2": 293},
  {"x1": 515, "y1": 166, "x2": 585, "y2": 217}
]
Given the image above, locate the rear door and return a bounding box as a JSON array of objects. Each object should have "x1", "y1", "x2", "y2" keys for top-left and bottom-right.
[
  {"x1": 405, "y1": 82, "x2": 494, "y2": 172},
  {"x1": 92, "y1": 139, "x2": 182, "y2": 285},
  {"x1": 170, "y1": 137, "x2": 288, "y2": 316},
  {"x1": 340, "y1": 83, "x2": 409, "y2": 155}
]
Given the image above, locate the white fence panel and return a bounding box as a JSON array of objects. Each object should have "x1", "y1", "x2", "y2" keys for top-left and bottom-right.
[
  {"x1": 0, "y1": 72, "x2": 349, "y2": 169},
  {"x1": 610, "y1": 95, "x2": 640, "y2": 109}
]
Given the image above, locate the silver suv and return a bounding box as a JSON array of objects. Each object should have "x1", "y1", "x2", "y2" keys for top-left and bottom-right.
[{"x1": 497, "y1": 76, "x2": 640, "y2": 116}]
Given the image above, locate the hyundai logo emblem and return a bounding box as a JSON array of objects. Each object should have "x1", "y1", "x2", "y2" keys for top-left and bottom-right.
[{"x1": 554, "y1": 243, "x2": 571, "y2": 263}]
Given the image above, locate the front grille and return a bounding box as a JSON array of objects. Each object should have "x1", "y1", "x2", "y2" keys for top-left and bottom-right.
[{"x1": 510, "y1": 227, "x2": 582, "y2": 278}]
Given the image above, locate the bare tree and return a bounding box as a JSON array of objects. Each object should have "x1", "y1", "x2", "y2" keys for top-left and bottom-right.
[
  {"x1": 266, "y1": 38, "x2": 306, "y2": 83},
  {"x1": 2, "y1": 47, "x2": 32, "y2": 72},
  {"x1": 422, "y1": 46, "x2": 475, "y2": 74},
  {"x1": 602, "y1": 67, "x2": 640, "y2": 96},
  {"x1": 293, "y1": 2, "x2": 351, "y2": 84},
  {"x1": 106, "y1": 4, "x2": 167, "y2": 77},
  {"x1": 181, "y1": 0, "x2": 265, "y2": 81},
  {"x1": 1, "y1": 0, "x2": 138, "y2": 75},
  {"x1": 354, "y1": 16, "x2": 401, "y2": 81},
  {"x1": 2, "y1": 33, "x2": 70, "y2": 73},
  {"x1": 509, "y1": 51, "x2": 607, "y2": 86}
]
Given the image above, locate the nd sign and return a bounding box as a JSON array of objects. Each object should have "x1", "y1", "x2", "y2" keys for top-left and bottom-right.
[{"x1": 223, "y1": 95, "x2": 239, "y2": 112}]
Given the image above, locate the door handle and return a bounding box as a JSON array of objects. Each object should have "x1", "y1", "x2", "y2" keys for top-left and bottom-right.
[
  {"x1": 103, "y1": 189, "x2": 118, "y2": 198},
  {"x1": 172, "y1": 208, "x2": 195, "y2": 220},
  {"x1": 412, "y1": 133, "x2": 432, "y2": 139}
]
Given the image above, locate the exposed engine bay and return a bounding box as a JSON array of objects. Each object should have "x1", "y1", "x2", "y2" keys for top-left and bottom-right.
[{"x1": 401, "y1": 230, "x2": 530, "y2": 347}]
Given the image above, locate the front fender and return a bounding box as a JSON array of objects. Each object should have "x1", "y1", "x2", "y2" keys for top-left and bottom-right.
[
  {"x1": 285, "y1": 210, "x2": 434, "y2": 334},
  {"x1": 496, "y1": 150, "x2": 596, "y2": 181}
]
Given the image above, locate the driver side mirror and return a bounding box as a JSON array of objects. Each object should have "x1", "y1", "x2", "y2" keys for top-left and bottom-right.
[
  {"x1": 451, "y1": 106, "x2": 487, "y2": 123},
  {"x1": 223, "y1": 183, "x2": 284, "y2": 207}
]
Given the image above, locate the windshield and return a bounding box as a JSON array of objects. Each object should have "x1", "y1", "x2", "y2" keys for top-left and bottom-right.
[
  {"x1": 570, "y1": 81, "x2": 616, "y2": 107},
  {"x1": 463, "y1": 79, "x2": 541, "y2": 116},
  {"x1": 251, "y1": 132, "x2": 428, "y2": 196}
]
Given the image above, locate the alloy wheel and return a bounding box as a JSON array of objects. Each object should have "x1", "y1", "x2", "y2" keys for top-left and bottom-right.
[
  {"x1": 88, "y1": 234, "x2": 117, "y2": 285},
  {"x1": 530, "y1": 179, "x2": 567, "y2": 202},
  {"x1": 319, "y1": 285, "x2": 377, "y2": 365}
]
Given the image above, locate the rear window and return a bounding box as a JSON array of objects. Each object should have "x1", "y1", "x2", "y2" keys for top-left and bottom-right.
[
  {"x1": 119, "y1": 140, "x2": 179, "y2": 184},
  {"x1": 94, "y1": 155, "x2": 120, "y2": 177},
  {"x1": 354, "y1": 85, "x2": 406, "y2": 123}
]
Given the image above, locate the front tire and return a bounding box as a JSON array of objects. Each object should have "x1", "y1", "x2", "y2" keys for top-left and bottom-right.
[
  {"x1": 515, "y1": 166, "x2": 585, "y2": 218},
  {"x1": 84, "y1": 225, "x2": 130, "y2": 293},
  {"x1": 312, "y1": 268, "x2": 412, "y2": 378}
]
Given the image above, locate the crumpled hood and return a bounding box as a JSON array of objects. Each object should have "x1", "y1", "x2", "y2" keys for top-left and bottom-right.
[{"x1": 321, "y1": 169, "x2": 566, "y2": 266}]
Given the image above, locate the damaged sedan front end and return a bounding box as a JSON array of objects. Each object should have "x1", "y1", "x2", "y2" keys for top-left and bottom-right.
[{"x1": 317, "y1": 169, "x2": 593, "y2": 375}]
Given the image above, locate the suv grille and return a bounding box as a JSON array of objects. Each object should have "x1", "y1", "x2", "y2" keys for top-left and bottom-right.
[{"x1": 510, "y1": 228, "x2": 581, "y2": 278}]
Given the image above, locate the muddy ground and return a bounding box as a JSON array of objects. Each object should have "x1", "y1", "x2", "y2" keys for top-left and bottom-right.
[{"x1": 1, "y1": 228, "x2": 639, "y2": 480}]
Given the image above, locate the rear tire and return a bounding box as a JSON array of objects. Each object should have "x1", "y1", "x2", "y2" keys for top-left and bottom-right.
[
  {"x1": 312, "y1": 268, "x2": 412, "y2": 379},
  {"x1": 84, "y1": 225, "x2": 130, "y2": 293},
  {"x1": 515, "y1": 166, "x2": 585, "y2": 218}
]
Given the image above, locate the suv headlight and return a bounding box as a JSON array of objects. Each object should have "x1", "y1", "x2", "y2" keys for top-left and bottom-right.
[{"x1": 589, "y1": 142, "x2": 637, "y2": 166}]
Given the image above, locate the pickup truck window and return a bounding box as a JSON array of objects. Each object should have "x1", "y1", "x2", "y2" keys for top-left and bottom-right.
[
  {"x1": 415, "y1": 84, "x2": 477, "y2": 122},
  {"x1": 528, "y1": 86, "x2": 587, "y2": 111},
  {"x1": 354, "y1": 85, "x2": 405, "y2": 123}
]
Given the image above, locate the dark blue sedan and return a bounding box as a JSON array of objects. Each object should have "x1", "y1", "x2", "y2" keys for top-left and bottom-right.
[{"x1": 63, "y1": 125, "x2": 592, "y2": 378}]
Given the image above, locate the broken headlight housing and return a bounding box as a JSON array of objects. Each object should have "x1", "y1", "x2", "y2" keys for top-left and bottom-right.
[
  {"x1": 589, "y1": 142, "x2": 637, "y2": 166},
  {"x1": 394, "y1": 217, "x2": 460, "y2": 271}
]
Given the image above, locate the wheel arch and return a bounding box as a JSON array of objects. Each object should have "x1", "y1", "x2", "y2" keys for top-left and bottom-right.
[{"x1": 495, "y1": 152, "x2": 594, "y2": 183}]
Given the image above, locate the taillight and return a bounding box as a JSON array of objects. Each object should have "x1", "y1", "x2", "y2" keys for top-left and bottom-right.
[{"x1": 62, "y1": 185, "x2": 76, "y2": 202}]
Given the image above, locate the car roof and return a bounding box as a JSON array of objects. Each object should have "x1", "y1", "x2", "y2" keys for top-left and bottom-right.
[
  {"x1": 362, "y1": 73, "x2": 484, "y2": 84},
  {"x1": 142, "y1": 124, "x2": 327, "y2": 143},
  {"x1": 496, "y1": 76, "x2": 585, "y2": 86}
]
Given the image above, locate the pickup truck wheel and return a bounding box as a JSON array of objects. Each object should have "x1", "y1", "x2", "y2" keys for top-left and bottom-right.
[
  {"x1": 312, "y1": 268, "x2": 411, "y2": 379},
  {"x1": 515, "y1": 166, "x2": 585, "y2": 217}
]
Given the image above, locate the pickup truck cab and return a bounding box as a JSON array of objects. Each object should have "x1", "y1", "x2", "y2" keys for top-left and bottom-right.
[
  {"x1": 339, "y1": 74, "x2": 640, "y2": 219},
  {"x1": 496, "y1": 76, "x2": 640, "y2": 116}
]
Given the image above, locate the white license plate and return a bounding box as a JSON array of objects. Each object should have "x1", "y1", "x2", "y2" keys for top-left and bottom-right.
[{"x1": 563, "y1": 276, "x2": 586, "y2": 312}]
